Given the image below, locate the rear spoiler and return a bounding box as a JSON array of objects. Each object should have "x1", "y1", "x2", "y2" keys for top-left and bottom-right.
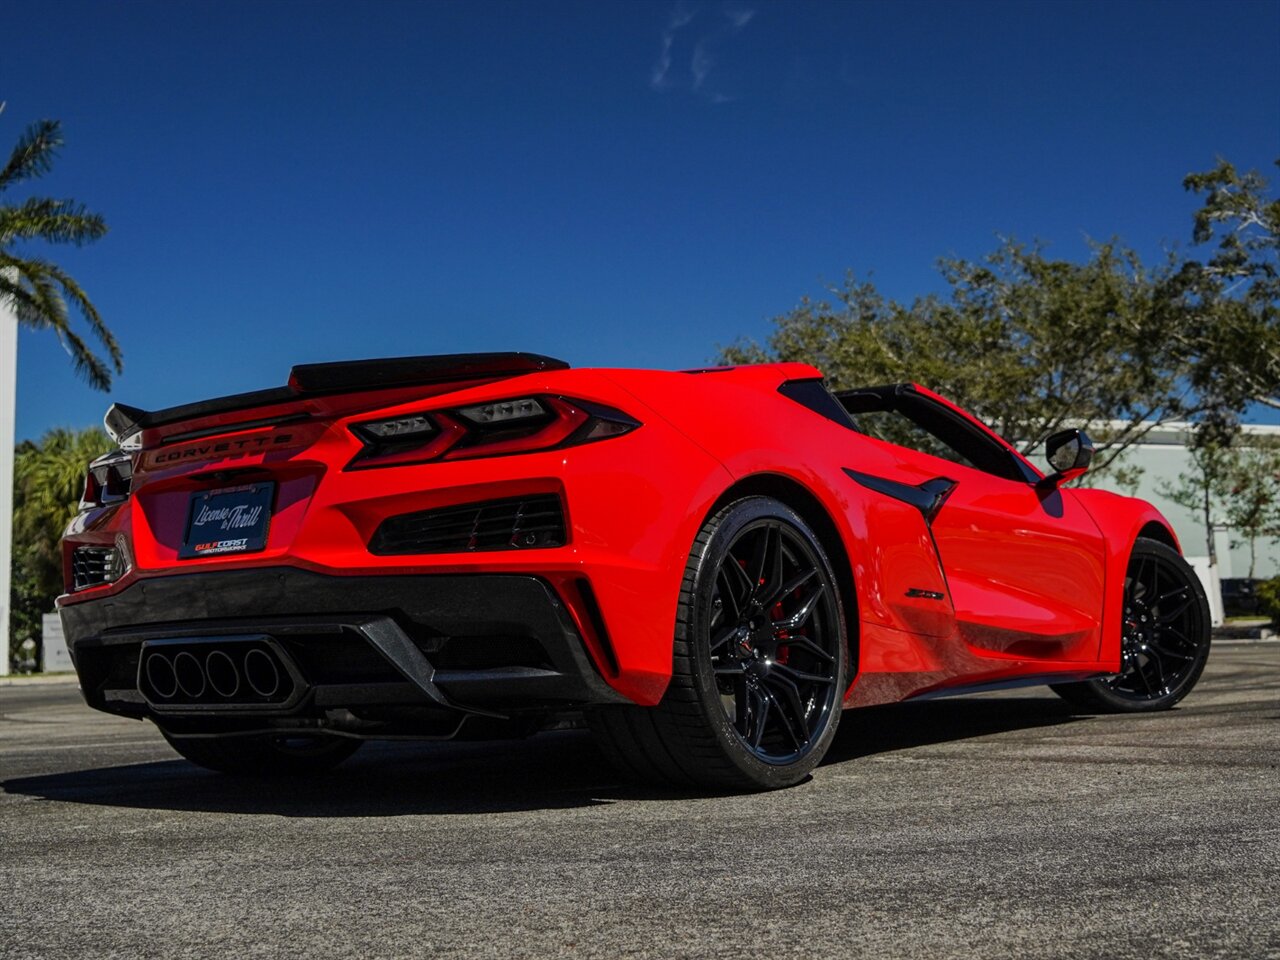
[{"x1": 104, "y1": 352, "x2": 569, "y2": 443}]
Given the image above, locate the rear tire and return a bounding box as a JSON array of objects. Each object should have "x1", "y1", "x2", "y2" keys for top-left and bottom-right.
[
  {"x1": 590, "y1": 496, "x2": 849, "y2": 791},
  {"x1": 1051, "y1": 538, "x2": 1211, "y2": 713},
  {"x1": 159, "y1": 729, "x2": 361, "y2": 775}
]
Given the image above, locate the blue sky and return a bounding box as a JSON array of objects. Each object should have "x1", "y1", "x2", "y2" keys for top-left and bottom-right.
[{"x1": 5, "y1": 0, "x2": 1279, "y2": 440}]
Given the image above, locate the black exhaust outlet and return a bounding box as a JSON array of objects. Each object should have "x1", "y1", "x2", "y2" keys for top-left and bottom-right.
[
  {"x1": 136, "y1": 636, "x2": 304, "y2": 712},
  {"x1": 243, "y1": 648, "x2": 281, "y2": 699},
  {"x1": 205, "y1": 650, "x2": 240, "y2": 698},
  {"x1": 144, "y1": 653, "x2": 179, "y2": 700}
]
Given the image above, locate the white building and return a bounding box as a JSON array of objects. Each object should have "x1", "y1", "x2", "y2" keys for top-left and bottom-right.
[{"x1": 1087, "y1": 421, "x2": 1280, "y2": 582}]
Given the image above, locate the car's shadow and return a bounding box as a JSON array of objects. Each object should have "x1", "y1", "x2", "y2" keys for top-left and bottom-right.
[{"x1": 2, "y1": 696, "x2": 1080, "y2": 817}]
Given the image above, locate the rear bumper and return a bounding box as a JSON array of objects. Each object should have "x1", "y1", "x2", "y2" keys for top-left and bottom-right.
[{"x1": 61, "y1": 567, "x2": 629, "y2": 729}]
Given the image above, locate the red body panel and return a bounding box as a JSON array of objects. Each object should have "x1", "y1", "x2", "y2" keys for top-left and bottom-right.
[{"x1": 60, "y1": 361, "x2": 1177, "y2": 710}]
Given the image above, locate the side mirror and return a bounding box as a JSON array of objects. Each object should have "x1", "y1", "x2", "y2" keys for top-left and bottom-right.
[{"x1": 1044, "y1": 429, "x2": 1095, "y2": 483}]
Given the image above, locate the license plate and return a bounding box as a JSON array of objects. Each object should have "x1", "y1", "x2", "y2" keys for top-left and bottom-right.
[{"x1": 180, "y1": 483, "x2": 275, "y2": 559}]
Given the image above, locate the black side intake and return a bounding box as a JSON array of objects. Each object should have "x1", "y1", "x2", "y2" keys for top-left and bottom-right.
[
  {"x1": 72, "y1": 546, "x2": 125, "y2": 591},
  {"x1": 369, "y1": 494, "x2": 566, "y2": 555}
]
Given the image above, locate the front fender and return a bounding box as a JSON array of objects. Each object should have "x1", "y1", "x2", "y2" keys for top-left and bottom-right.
[{"x1": 1068, "y1": 487, "x2": 1181, "y2": 669}]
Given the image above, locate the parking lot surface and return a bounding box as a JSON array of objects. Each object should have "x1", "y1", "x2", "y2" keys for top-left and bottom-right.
[{"x1": 1, "y1": 643, "x2": 1277, "y2": 960}]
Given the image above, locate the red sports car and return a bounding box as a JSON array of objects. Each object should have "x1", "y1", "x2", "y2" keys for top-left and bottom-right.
[{"x1": 59, "y1": 353, "x2": 1212, "y2": 790}]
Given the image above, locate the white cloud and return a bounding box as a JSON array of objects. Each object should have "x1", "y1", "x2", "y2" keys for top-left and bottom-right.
[
  {"x1": 691, "y1": 41, "x2": 713, "y2": 90},
  {"x1": 649, "y1": 2, "x2": 755, "y2": 102},
  {"x1": 651, "y1": 34, "x2": 675, "y2": 89},
  {"x1": 650, "y1": 3, "x2": 699, "y2": 90}
]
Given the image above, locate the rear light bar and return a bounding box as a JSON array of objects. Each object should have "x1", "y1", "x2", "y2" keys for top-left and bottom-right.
[
  {"x1": 79, "y1": 450, "x2": 134, "y2": 510},
  {"x1": 348, "y1": 396, "x2": 640, "y2": 468}
]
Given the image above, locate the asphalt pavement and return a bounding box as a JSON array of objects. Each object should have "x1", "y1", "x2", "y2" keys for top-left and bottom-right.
[{"x1": 1, "y1": 644, "x2": 1277, "y2": 960}]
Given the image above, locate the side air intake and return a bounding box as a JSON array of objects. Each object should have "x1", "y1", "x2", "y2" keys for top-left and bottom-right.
[
  {"x1": 72, "y1": 546, "x2": 126, "y2": 591},
  {"x1": 369, "y1": 495, "x2": 566, "y2": 555}
]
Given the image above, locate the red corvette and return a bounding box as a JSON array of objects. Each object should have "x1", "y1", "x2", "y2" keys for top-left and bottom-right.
[{"x1": 59, "y1": 353, "x2": 1212, "y2": 789}]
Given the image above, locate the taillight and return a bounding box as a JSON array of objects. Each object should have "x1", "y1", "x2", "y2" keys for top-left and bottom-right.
[
  {"x1": 348, "y1": 396, "x2": 640, "y2": 468},
  {"x1": 79, "y1": 450, "x2": 133, "y2": 510}
]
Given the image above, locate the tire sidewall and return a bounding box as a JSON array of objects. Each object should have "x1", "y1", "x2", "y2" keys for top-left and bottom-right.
[
  {"x1": 679, "y1": 496, "x2": 849, "y2": 788},
  {"x1": 1089, "y1": 537, "x2": 1213, "y2": 711}
]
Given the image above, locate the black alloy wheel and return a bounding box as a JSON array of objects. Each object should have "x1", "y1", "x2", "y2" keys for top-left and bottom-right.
[
  {"x1": 589, "y1": 496, "x2": 849, "y2": 790},
  {"x1": 1051, "y1": 538, "x2": 1211, "y2": 713},
  {"x1": 708, "y1": 514, "x2": 844, "y2": 763}
]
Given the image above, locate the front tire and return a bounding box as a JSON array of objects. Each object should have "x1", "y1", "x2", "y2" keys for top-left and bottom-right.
[
  {"x1": 590, "y1": 496, "x2": 849, "y2": 791},
  {"x1": 1051, "y1": 537, "x2": 1211, "y2": 713},
  {"x1": 159, "y1": 729, "x2": 361, "y2": 775}
]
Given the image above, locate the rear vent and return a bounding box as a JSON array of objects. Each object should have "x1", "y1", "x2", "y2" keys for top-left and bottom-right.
[
  {"x1": 369, "y1": 495, "x2": 566, "y2": 555},
  {"x1": 72, "y1": 546, "x2": 125, "y2": 591}
]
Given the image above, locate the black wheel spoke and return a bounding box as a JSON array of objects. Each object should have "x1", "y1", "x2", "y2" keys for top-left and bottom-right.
[
  {"x1": 721, "y1": 557, "x2": 754, "y2": 615},
  {"x1": 1149, "y1": 639, "x2": 1195, "y2": 661},
  {"x1": 746, "y1": 525, "x2": 773, "y2": 599},
  {"x1": 783, "y1": 635, "x2": 835, "y2": 664},
  {"x1": 1147, "y1": 649, "x2": 1168, "y2": 692},
  {"x1": 765, "y1": 526, "x2": 785, "y2": 602},
  {"x1": 1135, "y1": 660, "x2": 1156, "y2": 696},
  {"x1": 772, "y1": 661, "x2": 835, "y2": 687},
  {"x1": 1163, "y1": 625, "x2": 1200, "y2": 651},
  {"x1": 1156, "y1": 596, "x2": 1193, "y2": 624},
  {"x1": 709, "y1": 623, "x2": 738, "y2": 655},
  {"x1": 749, "y1": 685, "x2": 771, "y2": 748},
  {"x1": 760, "y1": 567, "x2": 818, "y2": 611},
  {"x1": 735, "y1": 675, "x2": 749, "y2": 731},
  {"x1": 758, "y1": 679, "x2": 806, "y2": 750},
  {"x1": 773, "y1": 581, "x2": 827, "y2": 633}
]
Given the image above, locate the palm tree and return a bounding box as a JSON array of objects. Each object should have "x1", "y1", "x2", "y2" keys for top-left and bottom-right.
[
  {"x1": 0, "y1": 104, "x2": 119, "y2": 389},
  {"x1": 9, "y1": 427, "x2": 114, "y2": 669}
]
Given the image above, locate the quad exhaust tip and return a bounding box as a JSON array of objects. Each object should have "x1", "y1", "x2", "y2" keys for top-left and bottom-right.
[
  {"x1": 242, "y1": 648, "x2": 281, "y2": 699},
  {"x1": 139, "y1": 641, "x2": 297, "y2": 707},
  {"x1": 205, "y1": 650, "x2": 240, "y2": 698}
]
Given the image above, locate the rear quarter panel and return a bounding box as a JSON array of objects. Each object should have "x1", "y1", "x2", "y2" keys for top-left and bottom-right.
[{"x1": 602, "y1": 366, "x2": 957, "y2": 642}]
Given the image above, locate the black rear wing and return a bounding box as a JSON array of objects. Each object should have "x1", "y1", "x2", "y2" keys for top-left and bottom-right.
[{"x1": 104, "y1": 352, "x2": 569, "y2": 442}]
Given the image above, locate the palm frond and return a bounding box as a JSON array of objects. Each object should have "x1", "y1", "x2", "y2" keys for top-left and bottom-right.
[
  {"x1": 0, "y1": 119, "x2": 62, "y2": 192},
  {"x1": 0, "y1": 255, "x2": 120, "y2": 389},
  {"x1": 11, "y1": 259, "x2": 70, "y2": 332},
  {"x1": 0, "y1": 114, "x2": 119, "y2": 390},
  {"x1": 0, "y1": 197, "x2": 108, "y2": 246},
  {"x1": 0, "y1": 268, "x2": 44, "y2": 317},
  {"x1": 55, "y1": 323, "x2": 114, "y2": 391},
  {"x1": 41, "y1": 258, "x2": 122, "y2": 369}
]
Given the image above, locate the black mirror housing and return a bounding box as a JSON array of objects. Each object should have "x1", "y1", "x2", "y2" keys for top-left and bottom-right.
[{"x1": 1044, "y1": 429, "x2": 1095, "y2": 481}]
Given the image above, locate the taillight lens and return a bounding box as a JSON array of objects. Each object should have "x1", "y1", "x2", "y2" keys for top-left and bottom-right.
[
  {"x1": 79, "y1": 450, "x2": 133, "y2": 510},
  {"x1": 348, "y1": 396, "x2": 640, "y2": 468}
]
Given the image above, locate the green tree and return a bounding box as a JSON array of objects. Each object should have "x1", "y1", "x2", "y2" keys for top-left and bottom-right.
[
  {"x1": 0, "y1": 104, "x2": 119, "y2": 389},
  {"x1": 720, "y1": 160, "x2": 1280, "y2": 474},
  {"x1": 1157, "y1": 441, "x2": 1230, "y2": 565},
  {"x1": 9, "y1": 427, "x2": 113, "y2": 670},
  {"x1": 1216, "y1": 442, "x2": 1280, "y2": 579},
  {"x1": 1159, "y1": 438, "x2": 1280, "y2": 581},
  {"x1": 1173, "y1": 159, "x2": 1280, "y2": 430}
]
